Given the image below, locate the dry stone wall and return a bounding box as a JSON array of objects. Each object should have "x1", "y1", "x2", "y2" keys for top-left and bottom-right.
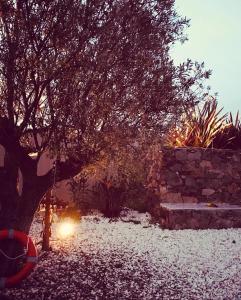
[{"x1": 150, "y1": 147, "x2": 241, "y2": 205}]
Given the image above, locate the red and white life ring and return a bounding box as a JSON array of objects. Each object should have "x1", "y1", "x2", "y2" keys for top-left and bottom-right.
[{"x1": 0, "y1": 229, "x2": 38, "y2": 288}]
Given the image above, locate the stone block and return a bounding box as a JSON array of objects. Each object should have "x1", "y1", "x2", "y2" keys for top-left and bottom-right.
[
  {"x1": 222, "y1": 175, "x2": 234, "y2": 185},
  {"x1": 190, "y1": 167, "x2": 205, "y2": 178},
  {"x1": 200, "y1": 160, "x2": 212, "y2": 169},
  {"x1": 231, "y1": 171, "x2": 240, "y2": 180},
  {"x1": 167, "y1": 178, "x2": 183, "y2": 187},
  {"x1": 169, "y1": 163, "x2": 183, "y2": 172},
  {"x1": 232, "y1": 154, "x2": 240, "y2": 162},
  {"x1": 207, "y1": 169, "x2": 224, "y2": 178},
  {"x1": 222, "y1": 192, "x2": 232, "y2": 202},
  {"x1": 162, "y1": 192, "x2": 182, "y2": 203},
  {"x1": 175, "y1": 150, "x2": 187, "y2": 161},
  {"x1": 158, "y1": 203, "x2": 241, "y2": 229},
  {"x1": 187, "y1": 151, "x2": 201, "y2": 161},
  {"x1": 202, "y1": 188, "x2": 215, "y2": 196},
  {"x1": 166, "y1": 172, "x2": 182, "y2": 186},
  {"x1": 182, "y1": 196, "x2": 198, "y2": 203},
  {"x1": 227, "y1": 183, "x2": 240, "y2": 194},
  {"x1": 185, "y1": 177, "x2": 197, "y2": 187}
]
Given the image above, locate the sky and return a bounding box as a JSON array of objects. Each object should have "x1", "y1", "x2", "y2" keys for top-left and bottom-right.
[{"x1": 171, "y1": 0, "x2": 241, "y2": 115}]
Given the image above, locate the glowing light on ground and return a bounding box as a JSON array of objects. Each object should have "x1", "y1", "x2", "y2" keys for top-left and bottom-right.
[{"x1": 58, "y1": 220, "x2": 75, "y2": 238}]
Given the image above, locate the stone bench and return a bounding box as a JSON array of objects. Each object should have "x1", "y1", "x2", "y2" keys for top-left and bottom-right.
[{"x1": 158, "y1": 203, "x2": 241, "y2": 229}]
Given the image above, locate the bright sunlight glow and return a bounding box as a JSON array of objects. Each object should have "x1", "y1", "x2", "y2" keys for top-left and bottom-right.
[{"x1": 58, "y1": 220, "x2": 75, "y2": 238}]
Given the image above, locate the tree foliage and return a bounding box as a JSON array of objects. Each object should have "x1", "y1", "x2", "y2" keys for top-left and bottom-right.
[
  {"x1": 0, "y1": 0, "x2": 210, "y2": 233},
  {"x1": 0, "y1": 0, "x2": 209, "y2": 165}
]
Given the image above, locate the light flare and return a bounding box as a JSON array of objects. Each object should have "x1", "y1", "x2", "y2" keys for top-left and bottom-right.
[{"x1": 58, "y1": 220, "x2": 75, "y2": 238}]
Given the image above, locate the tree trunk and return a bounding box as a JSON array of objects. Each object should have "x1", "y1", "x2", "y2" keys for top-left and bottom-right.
[
  {"x1": 0, "y1": 139, "x2": 83, "y2": 278},
  {"x1": 0, "y1": 166, "x2": 51, "y2": 277}
]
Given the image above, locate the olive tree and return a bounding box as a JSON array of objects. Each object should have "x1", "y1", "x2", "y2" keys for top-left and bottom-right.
[{"x1": 0, "y1": 0, "x2": 209, "y2": 234}]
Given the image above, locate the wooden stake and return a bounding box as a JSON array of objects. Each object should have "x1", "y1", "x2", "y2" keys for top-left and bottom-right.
[{"x1": 42, "y1": 189, "x2": 52, "y2": 251}]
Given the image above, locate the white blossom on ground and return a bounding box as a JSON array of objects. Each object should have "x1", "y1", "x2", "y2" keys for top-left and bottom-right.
[{"x1": 1, "y1": 210, "x2": 241, "y2": 300}]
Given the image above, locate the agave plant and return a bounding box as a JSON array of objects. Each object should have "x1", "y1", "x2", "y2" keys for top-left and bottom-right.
[
  {"x1": 167, "y1": 98, "x2": 229, "y2": 148},
  {"x1": 211, "y1": 111, "x2": 241, "y2": 150}
]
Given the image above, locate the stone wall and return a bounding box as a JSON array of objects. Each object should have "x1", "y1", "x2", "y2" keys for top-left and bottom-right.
[{"x1": 150, "y1": 147, "x2": 241, "y2": 205}]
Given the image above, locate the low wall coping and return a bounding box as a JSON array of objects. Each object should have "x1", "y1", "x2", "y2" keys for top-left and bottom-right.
[{"x1": 160, "y1": 203, "x2": 241, "y2": 211}]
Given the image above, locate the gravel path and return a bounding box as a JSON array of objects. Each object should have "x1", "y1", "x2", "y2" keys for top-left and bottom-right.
[{"x1": 1, "y1": 212, "x2": 241, "y2": 300}]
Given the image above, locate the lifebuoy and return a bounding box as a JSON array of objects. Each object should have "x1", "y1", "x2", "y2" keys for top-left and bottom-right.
[{"x1": 0, "y1": 229, "x2": 38, "y2": 288}]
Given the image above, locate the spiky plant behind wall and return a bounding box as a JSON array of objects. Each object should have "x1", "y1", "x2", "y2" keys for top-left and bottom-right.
[
  {"x1": 167, "y1": 98, "x2": 229, "y2": 148},
  {"x1": 211, "y1": 112, "x2": 241, "y2": 150}
]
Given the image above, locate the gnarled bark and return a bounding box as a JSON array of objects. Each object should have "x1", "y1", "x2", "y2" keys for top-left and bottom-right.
[
  {"x1": 0, "y1": 151, "x2": 51, "y2": 277},
  {"x1": 0, "y1": 139, "x2": 84, "y2": 277}
]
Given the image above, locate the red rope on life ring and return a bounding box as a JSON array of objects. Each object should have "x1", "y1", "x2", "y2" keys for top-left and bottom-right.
[{"x1": 0, "y1": 229, "x2": 38, "y2": 288}]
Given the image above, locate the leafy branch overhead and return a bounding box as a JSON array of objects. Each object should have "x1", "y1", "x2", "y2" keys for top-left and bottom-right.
[
  {"x1": 0, "y1": 0, "x2": 211, "y2": 236},
  {"x1": 0, "y1": 0, "x2": 210, "y2": 177}
]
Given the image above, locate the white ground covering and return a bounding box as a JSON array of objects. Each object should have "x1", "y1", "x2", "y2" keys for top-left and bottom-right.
[{"x1": 1, "y1": 210, "x2": 241, "y2": 300}]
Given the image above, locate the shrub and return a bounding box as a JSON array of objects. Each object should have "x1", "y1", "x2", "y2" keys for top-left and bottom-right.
[
  {"x1": 120, "y1": 180, "x2": 160, "y2": 214},
  {"x1": 69, "y1": 142, "x2": 159, "y2": 217},
  {"x1": 167, "y1": 98, "x2": 241, "y2": 150},
  {"x1": 211, "y1": 112, "x2": 241, "y2": 150},
  {"x1": 167, "y1": 98, "x2": 227, "y2": 148}
]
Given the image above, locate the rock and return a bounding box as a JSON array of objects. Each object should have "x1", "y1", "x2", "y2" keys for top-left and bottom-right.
[
  {"x1": 182, "y1": 196, "x2": 198, "y2": 203},
  {"x1": 169, "y1": 163, "x2": 183, "y2": 172},
  {"x1": 207, "y1": 169, "x2": 224, "y2": 178},
  {"x1": 200, "y1": 160, "x2": 212, "y2": 169},
  {"x1": 202, "y1": 189, "x2": 215, "y2": 196},
  {"x1": 165, "y1": 170, "x2": 182, "y2": 184},
  {"x1": 232, "y1": 155, "x2": 240, "y2": 162},
  {"x1": 187, "y1": 151, "x2": 201, "y2": 161},
  {"x1": 227, "y1": 183, "x2": 240, "y2": 194},
  {"x1": 162, "y1": 192, "x2": 182, "y2": 203},
  {"x1": 185, "y1": 177, "x2": 197, "y2": 187},
  {"x1": 147, "y1": 147, "x2": 241, "y2": 207},
  {"x1": 158, "y1": 203, "x2": 241, "y2": 229},
  {"x1": 175, "y1": 150, "x2": 187, "y2": 161}
]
